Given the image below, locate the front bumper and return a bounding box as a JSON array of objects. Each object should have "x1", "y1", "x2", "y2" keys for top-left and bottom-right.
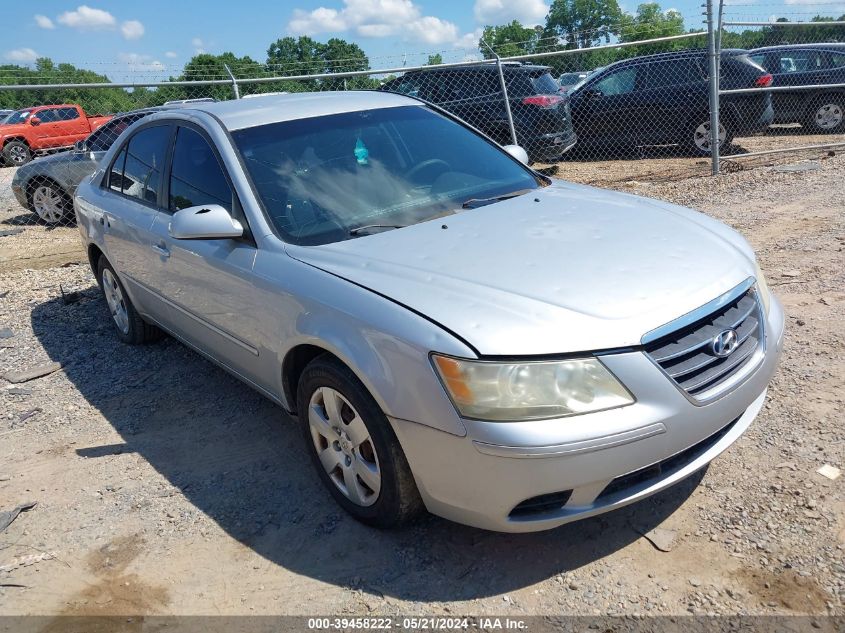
[
  {"x1": 10, "y1": 179, "x2": 28, "y2": 210},
  {"x1": 526, "y1": 129, "x2": 578, "y2": 162},
  {"x1": 391, "y1": 296, "x2": 784, "y2": 532}
]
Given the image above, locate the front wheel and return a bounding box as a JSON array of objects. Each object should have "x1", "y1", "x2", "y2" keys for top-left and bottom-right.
[
  {"x1": 297, "y1": 356, "x2": 424, "y2": 528},
  {"x1": 2, "y1": 141, "x2": 31, "y2": 166},
  {"x1": 687, "y1": 119, "x2": 733, "y2": 156},
  {"x1": 30, "y1": 182, "x2": 70, "y2": 224},
  {"x1": 806, "y1": 97, "x2": 844, "y2": 133}
]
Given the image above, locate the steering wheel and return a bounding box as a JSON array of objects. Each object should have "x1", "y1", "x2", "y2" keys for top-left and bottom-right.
[{"x1": 405, "y1": 159, "x2": 450, "y2": 183}]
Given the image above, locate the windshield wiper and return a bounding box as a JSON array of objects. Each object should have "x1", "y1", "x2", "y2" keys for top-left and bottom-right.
[
  {"x1": 461, "y1": 189, "x2": 532, "y2": 209},
  {"x1": 348, "y1": 223, "x2": 407, "y2": 236}
]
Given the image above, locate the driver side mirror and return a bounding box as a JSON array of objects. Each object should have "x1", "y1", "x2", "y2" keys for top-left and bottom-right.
[
  {"x1": 169, "y1": 204, "x2": 243, "y2": 240},
  {"x1": 74, "y1": 140, "x2": 86, "y2": 153},
  {"x1": 30, "y1": 117, "x2": 41, "y2": 126},
  {"x1": 502, "y1": 144, "x2": 529, "y2": 165}
]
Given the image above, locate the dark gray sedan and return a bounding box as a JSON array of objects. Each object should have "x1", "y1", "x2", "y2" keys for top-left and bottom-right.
[{"x1": 11, "y1": 107, "x2": 179, "y2": 224}]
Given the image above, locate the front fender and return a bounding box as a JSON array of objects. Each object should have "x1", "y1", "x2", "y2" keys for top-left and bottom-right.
[{"x1": 257, "y1": 249, "x2": 472, "y2": 437}]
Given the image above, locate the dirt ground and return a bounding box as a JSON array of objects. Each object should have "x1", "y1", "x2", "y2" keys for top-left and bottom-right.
[{"x1": 0, "y1": 133, "x2": 843, "y2": 620}]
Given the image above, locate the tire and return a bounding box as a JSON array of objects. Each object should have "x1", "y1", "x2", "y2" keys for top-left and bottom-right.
[
  {"x1": 96, "y1": 256, "x2": 163, "y2": 345},
  {"x1": 805, "y1": 96, "x2": 844, "y2": 133},
  {"x1": 686, "y1": 117, "x2": 733, "y2": 156},
  {"x1": 29, "y1": 180, "x2": 71, "y2": 224},
  {"x1": 296, "y1": 355, "x2": 424, "y2": 528},
  {"x1": 2, "y1": 141, "x2": 32, "y2": 166}
]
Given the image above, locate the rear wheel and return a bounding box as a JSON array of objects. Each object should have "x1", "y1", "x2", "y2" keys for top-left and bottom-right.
[
  {"x1": 687, "y1": 118, "x2": 733, "y2": 156},
  {"x1": 2, "y1": 141, "x2": 31, "y2": 166},
  {"x1": 96, "y1": 257, "x2": 162, "y2": 345},
  {"x1": 806, "y1": 97, "x2": 844, "y2": 133},
  {"x1": 30, "y1": 182, "x2": 70, "y2": 224},
  {"x1": 297, "y1": 355, "x2": 424, "y2": 528}
]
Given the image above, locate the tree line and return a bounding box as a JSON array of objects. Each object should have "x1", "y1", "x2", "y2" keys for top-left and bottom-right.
[{"x1": 0, "y1": 1, "x2": 842, "y2": 114}]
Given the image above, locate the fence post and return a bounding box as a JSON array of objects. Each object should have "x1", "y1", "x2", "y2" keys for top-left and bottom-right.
[
  {"x1": 706, "y1": 0, "x2": 720, "y2": 175},
  {"x1": 481, "y1": 39, "x2": 518, "y2": 146},
  {"x1": 223, "y1": 63, "x2": 240, "y2": 100}
]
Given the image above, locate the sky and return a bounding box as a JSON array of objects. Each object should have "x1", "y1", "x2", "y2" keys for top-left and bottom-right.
[{"x1": 4, "y1": 0, "x2": 844, "y2": 80}]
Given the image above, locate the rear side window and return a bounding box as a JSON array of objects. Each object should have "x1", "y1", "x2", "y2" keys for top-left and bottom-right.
[
  {"x1": 57, "y1": 107, "x2": 79, "y2": 121},
  {"x1": 530, "y1": 72, "x2": 561, "y2": 95},
  {"x1": 643, "y1": 59, "x2": 704, "y2": 89},
  {"x1": 109, "y1": 125, "x2": 171, "y2": 205},
  {"x1": 778, "y1": 50, "x2": 824, "y2": 73},
  {"x1": 830, "y1": 52, "x2": 845, "y2": 68},
  {"x1": 169, "y1": 127, "x2": 233, "y2": 213}
]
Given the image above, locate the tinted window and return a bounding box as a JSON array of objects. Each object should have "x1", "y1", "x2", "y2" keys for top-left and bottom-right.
[
  {"x1": 531, "y1": 72, "x2": 562, "y2": 95},
  {"x1": 748, "y1": 53, "x2": 767, "y2": 69},
  {"x1": 643, "y1": 59, "x2": 703, "y2": 89},
  {"x1": 778, "y1": 50, "x2": 824, "y2": 73},
  {"x1": 35, "y1": 109, "x2": 58, "y2": 123},
  {"x1": 87, "y1": 113, "x2": 147, "y2": 153},
  {"x1": 830, "y1": 52, "x2": 845, "y2": 68},
  {"x1": 594, "y1": 66, "x2": 638, "y2": 96},
  {"x1": 118, "y1": 125, "x2": 171, "y2": 205},
  {"x1": 232, "y1": 106, "x2": 540, "y2": 246},
  {"x1": 108, "y1": 146, "x2": 128, "y2": 193},
  {"x1": 169, "y1": 127, "x2": 233, "y2": 213},
  {"x1": 57, "y1": 107, "x2": 79, "y2": 121}
]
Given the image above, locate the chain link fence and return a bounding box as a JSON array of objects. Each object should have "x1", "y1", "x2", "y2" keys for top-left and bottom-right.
[{"x1": 0, "y1": 15, "x2": 843, "y2": 266}]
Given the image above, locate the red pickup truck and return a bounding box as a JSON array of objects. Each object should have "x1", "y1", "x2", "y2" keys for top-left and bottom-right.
[{"x1": 0, "y1": 104, "x2": 112, "y2": 166}]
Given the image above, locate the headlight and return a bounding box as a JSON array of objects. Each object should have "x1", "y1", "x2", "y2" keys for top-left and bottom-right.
[
  {"x1": 432, "y1": 354, "x2": 634, "y2": 422},
  {"x1": 754, "y1": 261, "x2": 771, "y2": 315}
]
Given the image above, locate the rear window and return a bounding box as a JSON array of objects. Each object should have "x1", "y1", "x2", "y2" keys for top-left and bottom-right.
[{"x1": 531, "y1": 72, "x2": 561, "y2": 95}]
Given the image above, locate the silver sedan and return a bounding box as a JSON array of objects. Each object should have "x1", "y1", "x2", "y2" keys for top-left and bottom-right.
[{"x1": 74, "y1": 91, "x2": 784, "y2": 532}]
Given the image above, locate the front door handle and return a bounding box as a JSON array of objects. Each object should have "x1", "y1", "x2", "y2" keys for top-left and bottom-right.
[{"x1": 151, "y1": 243, "x2": 170, "y2": 258}]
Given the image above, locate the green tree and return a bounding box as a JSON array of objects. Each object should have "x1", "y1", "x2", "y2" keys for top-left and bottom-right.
[
  {"x1": 157, "y1": 52, "x2": 263, "y2": 102},
  {"x1": 617, "y1": 4, "x2": 685, "y2": 56},
  {"x1": 264, "y1": 35, "x2": 372, "y2": 91},
  {"x1": 479, "y1": 20, "x2": 539, "y2": 59},
  {"x1": 544, "y1": 0, "x2": 624, "y2": 49},
  {"x1": 427, "y1": 53, "x2": 443, "y2": 65}
]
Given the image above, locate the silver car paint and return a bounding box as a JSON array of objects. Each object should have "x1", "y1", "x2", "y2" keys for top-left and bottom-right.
[{"x1": 75, "y1": 92, "x2": 784, "y2": 532}]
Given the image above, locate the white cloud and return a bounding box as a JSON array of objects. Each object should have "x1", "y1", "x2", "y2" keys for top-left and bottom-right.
[
  {"x1": 165, "y1": 51, "x2": 178, "y2": 58},
  {"x1": 57, "y1": 5, "x2": 117, "y2": 30},
  {"x1": 405, "y1": 16, "x2": 459, "y2": 45},
  {"x1": 286, "y1": 0, "x2": 470, "y2": 45},
  {"x1": 121, "y1": 20, "x2": 144, "y2": 40},
  {"x1": 191, "y1": 37, "x2": 206, "y2": 53},
  {"x1": 119, "y1": 52, "x2": 164, "y2": 71},
  {"x1": 4, "y1": 48, "x2": 39, "y2": 63},
  {"x1": 473, "y1": 0, "x2": 548, "y2": 27},
  {"x1": 34, "y1": 14, "x2": 55, "y2": 29},
  {"x1": 455, "y1": 28, "x2": 484, "y2": 50}
]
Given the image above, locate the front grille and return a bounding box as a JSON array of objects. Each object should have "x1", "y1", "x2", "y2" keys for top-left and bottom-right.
[
  {"x1": 644, "y1": 289, "x2": 762, "y2": 399},
  {"x1": 596, "y1": 417, "x2": 738, "y2": 501}
]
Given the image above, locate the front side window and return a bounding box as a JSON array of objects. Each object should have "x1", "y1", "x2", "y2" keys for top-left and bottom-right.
[
  {"x1": 827, "y1": 52, "x2": 845, "y2": 68},
  {"x1": 110, "y1": 125, "x2": 171, "y2": 205},
  {"x1": 169, "y1": 127, "x2": 233, "y2": 213},
  {"x1": 232, "y1": 105, "x2": 541, "y2": 246},
  {"x1": 594, "y1": 67, "x2": 638, "y2": 96},
  {"x1": 643, "y1": 59, "x2": 703, "y2": 89}
]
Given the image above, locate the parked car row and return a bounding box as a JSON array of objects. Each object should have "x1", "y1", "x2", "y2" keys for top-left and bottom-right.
[
  {"x1": 68, "y1": 90, "x2": 783, "y2": 532},
  {"x1": 380, "y1": 43, "x2": 844, "y2": 162}
]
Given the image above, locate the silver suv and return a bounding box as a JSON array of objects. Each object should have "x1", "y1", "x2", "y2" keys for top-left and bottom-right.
[{"x1": 74, "y1": 91, "x2": 784, "y2": 532}]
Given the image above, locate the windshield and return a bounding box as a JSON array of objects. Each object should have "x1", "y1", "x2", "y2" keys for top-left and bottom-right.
[
  {"x1": 3, "y1": 110, "x2": 33, "y2": 125},
  {"x1": 233, "y1": 105, "x2": 541, "y2": 246}
]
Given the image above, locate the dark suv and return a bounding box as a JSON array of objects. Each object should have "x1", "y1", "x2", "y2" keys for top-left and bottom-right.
[
  {"x1": 749, "y1": 44, "x2": 845, "y2": 133},
  {"x1": 568, "y1": 49, "x2": 774, "y2": 155},
  {"x1": 380, "y1": 63, "x2": 577, "y2": 162}
]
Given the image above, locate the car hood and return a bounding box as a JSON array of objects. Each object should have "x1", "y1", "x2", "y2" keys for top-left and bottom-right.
[
  {"x1": 0, "y1": 123, "x2": 28, "y2": 137},
  {"x1": 285, "y1": 181, "x2": 757, "y2": 356}
]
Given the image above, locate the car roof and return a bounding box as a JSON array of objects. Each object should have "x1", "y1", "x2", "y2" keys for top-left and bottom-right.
[
  {"x1": 405, "y1": 62, "x2": 551, "y2": 74},
  {"x1": 594, "y1": 48, "x2": 748, "y2": 72},
  {"x1": 750, "y1": 42, "x2": 845, "y2": 53},
  {"x1": 183, "y1": 90, "x2": 419, "y2": 131}
]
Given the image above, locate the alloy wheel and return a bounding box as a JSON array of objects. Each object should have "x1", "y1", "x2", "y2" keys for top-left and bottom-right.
[
  {"x1": 101, "y1": 268, "x2": 130, "y2": 335},
  {"x1": 693, "y1": 121, "x2": 727, "y2": 153},
  {"x1": 9, "y1": 145, "x2": 28, "y2": 165},
  {"x1": 814, "y1": 103, "x2": 843, "y2": 131},
  {"x1": 32, "y1": 185, "x2": 65, "y2": 223},
  {"x1": 308, "y1": 386, "x2": 381, "y2": 507}
]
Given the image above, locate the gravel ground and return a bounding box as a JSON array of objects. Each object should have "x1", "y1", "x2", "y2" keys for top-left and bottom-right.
[{"x1": 0, "y1": 144, "x2": 842, "y2": 620}]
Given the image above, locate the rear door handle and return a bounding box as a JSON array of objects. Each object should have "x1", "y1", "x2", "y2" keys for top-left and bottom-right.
[{"x1": 151, "y1": 243, "x2": 170, "y2": 258}]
